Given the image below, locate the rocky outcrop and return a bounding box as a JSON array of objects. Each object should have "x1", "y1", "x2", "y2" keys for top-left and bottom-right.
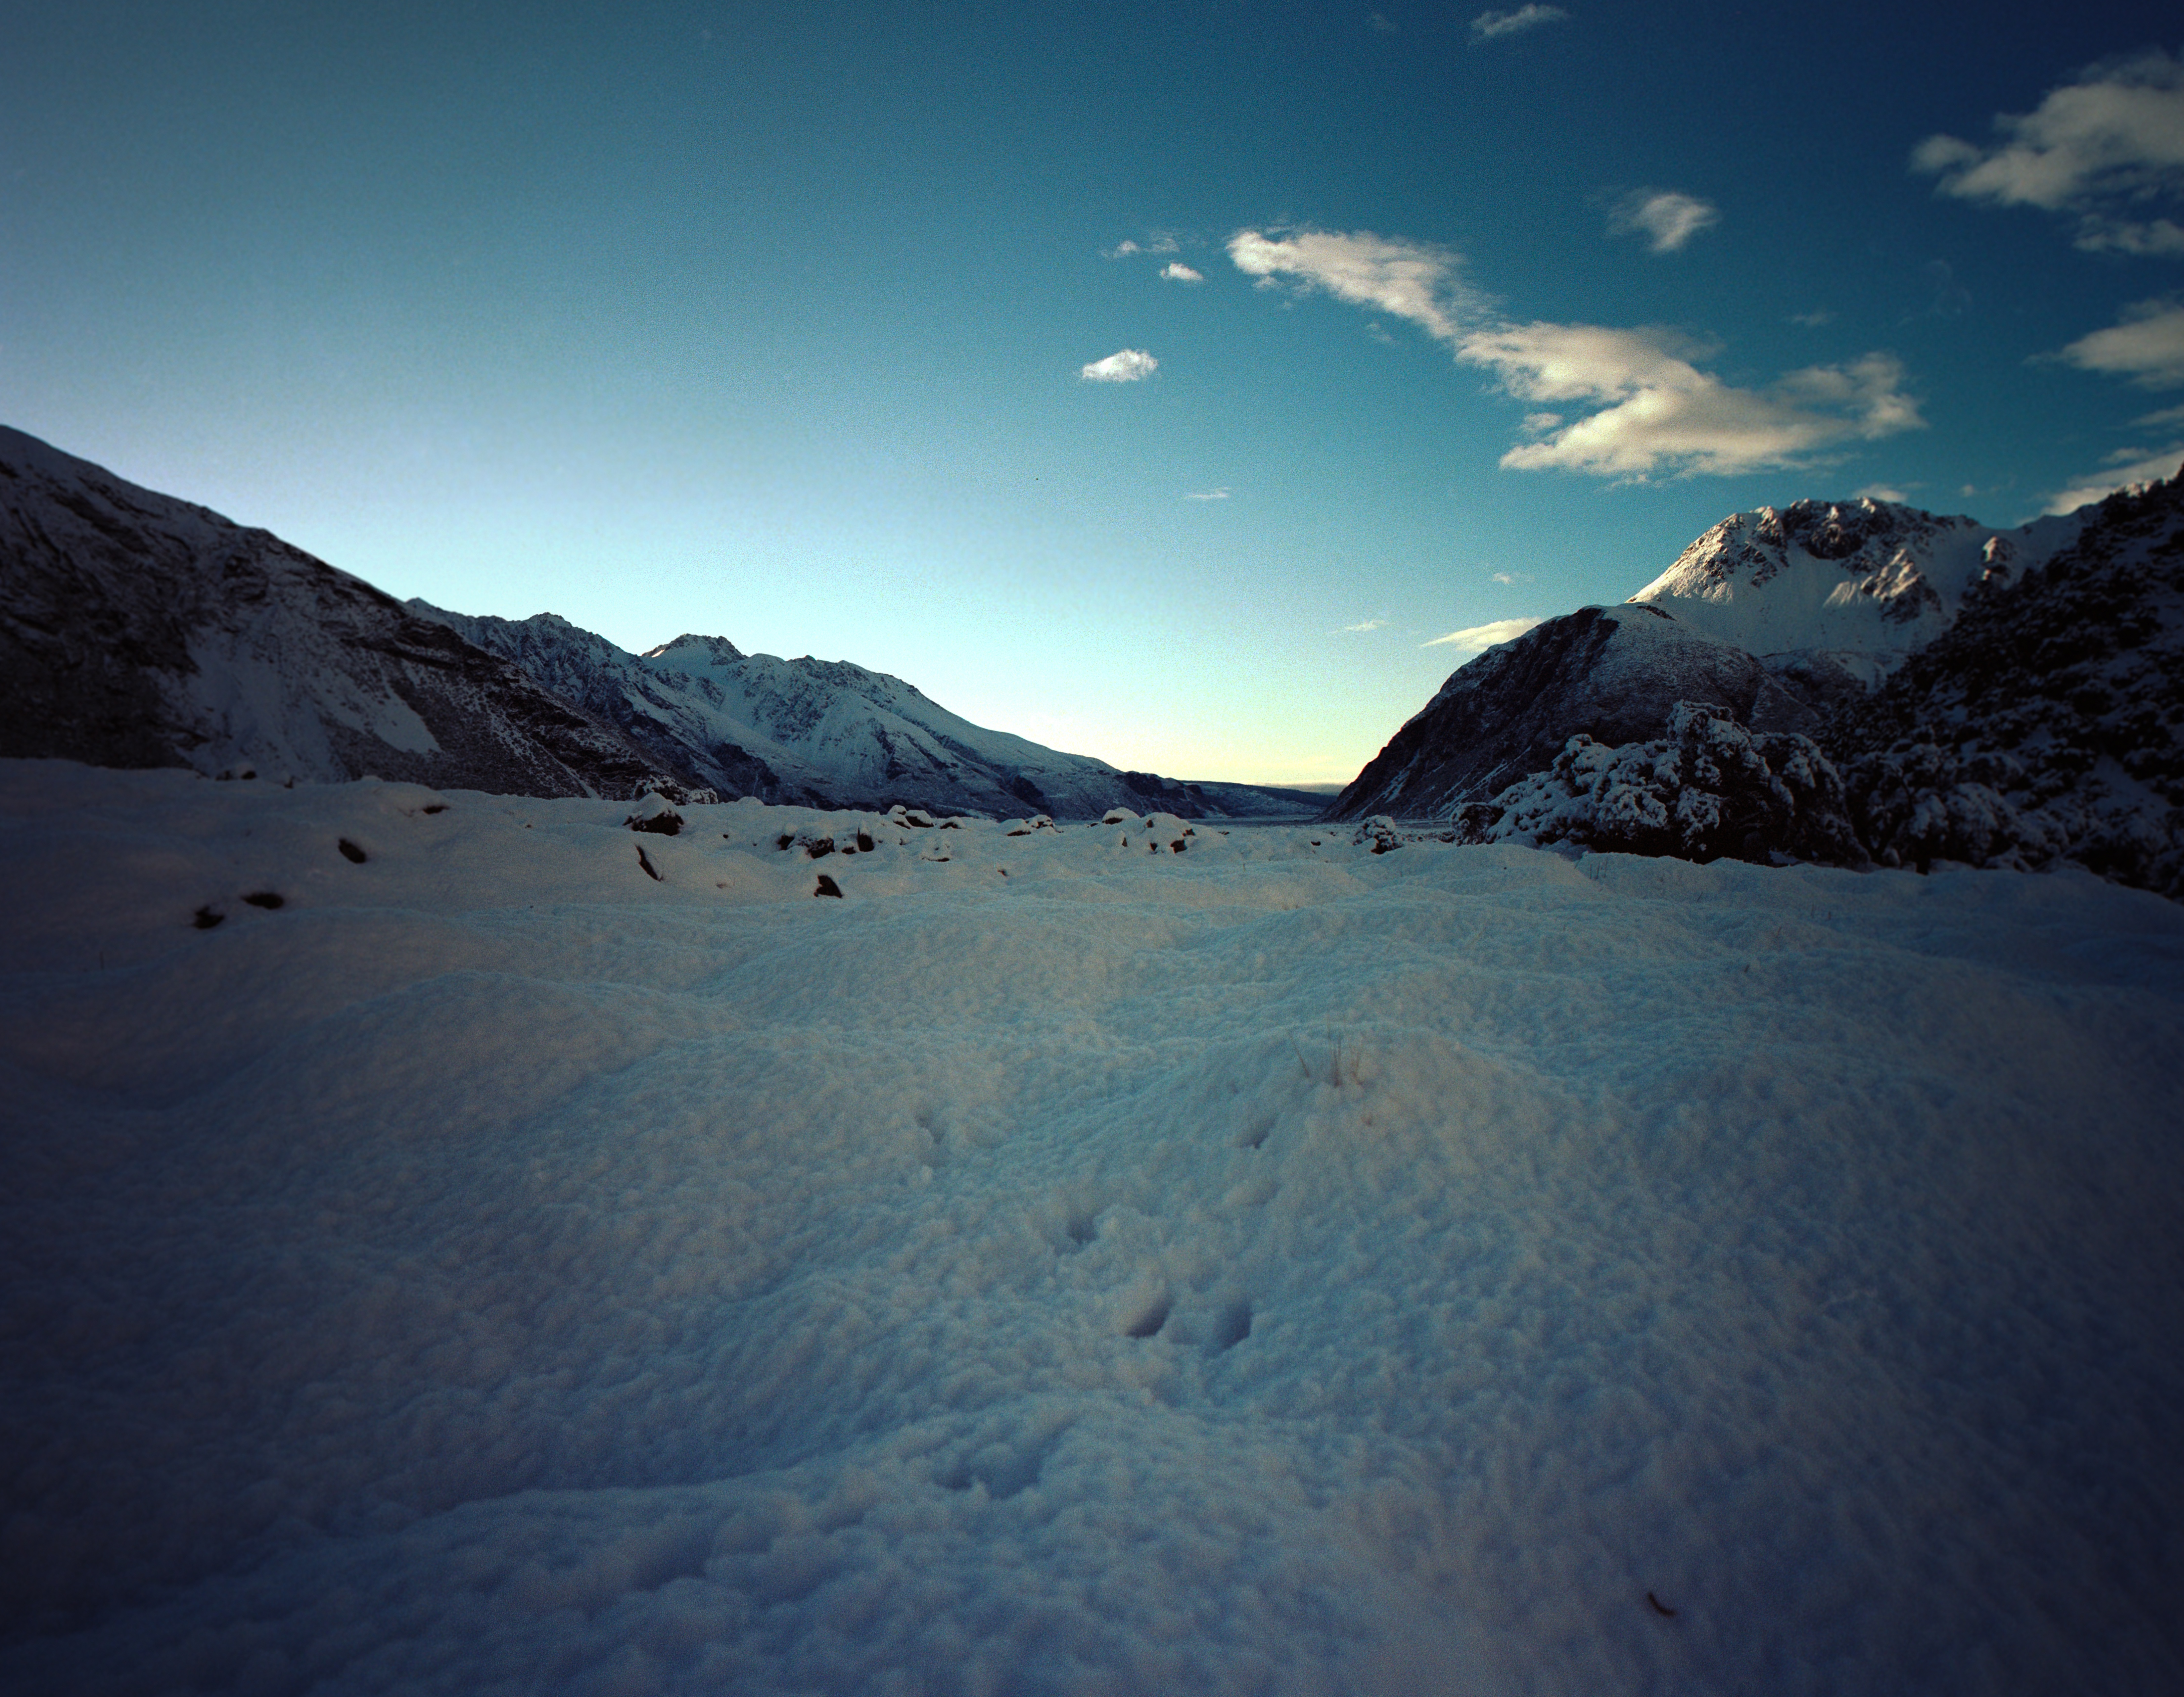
[
  {"x1": 1826, "y1": 466, "x2": 2184, "y2": 898},
  {"x1": 1325, "y1": 604, "x2": 1825, "y2": 821}
]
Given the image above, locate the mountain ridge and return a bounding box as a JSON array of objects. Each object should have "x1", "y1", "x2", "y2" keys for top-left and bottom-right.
[{"x1": 0, "y1": 424, "x2": 1321, "y2": 818}]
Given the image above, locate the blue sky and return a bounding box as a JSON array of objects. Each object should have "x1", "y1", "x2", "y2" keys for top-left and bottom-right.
[{"x1": 4, "y1": 1, "x2": 2181, "y2": 784}]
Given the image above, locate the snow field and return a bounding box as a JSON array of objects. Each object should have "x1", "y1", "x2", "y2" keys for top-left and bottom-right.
[{"x1": 2, "y1": 760, "x2": 2181, "y2": 1695}]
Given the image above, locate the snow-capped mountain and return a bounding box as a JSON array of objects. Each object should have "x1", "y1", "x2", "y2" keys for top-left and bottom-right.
[
  {"x1": 0, "y1": 426, "x2": 670, "y2": 798},
  {"x1": 0, "y1": 424, "x2": 1319, "y2": 817},
  {"x1": 1333, "y1": 469, "x2": 2184, "y2": 898},
  {"x1": 410, "y1": 604, "x2": 1325, "y2": 820},
  {"x1": 1630, "y1": 496, "x2": 2085, "y2": 686}
]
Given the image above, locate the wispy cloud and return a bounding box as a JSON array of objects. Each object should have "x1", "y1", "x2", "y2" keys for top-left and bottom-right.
[
  {"x1": 1080, "y1": 348, "x2": 1158, "y2": 383},
  {"x1": 2134, "y1": 403, "x2": 2184, "y2": 428},
  {"x1": 1912, "y1": 51, "x2": 2184, "y2": 253},
  {"x1": 1790, "y1": 308, "x2": 1836, "y2": 328},
  {"x1": 1341, "y1": 618, "x2": 1387, "y2": 632},
  {"x1": 1471, "y1": 5, "x2": 1567, "y2": 40},
  {"x1": 1228, "y1": 228, "x2": 1472, "y2": 344},
  {"x1": 1228, "y1": 224, "x2": 1922, "y2": 477},
  {"x1": 1185, "y1": 486, "x2": 1230, "y2": 500},
  {"x1": 1368, "y1": 12, "x2": 1397, "y2": 33},
  {"x1": 1490, "y1": 570, "x2": 1527, "y2": 585},
  {"x1": 2044, "y1": 443, "x2": 2184, "y2": 514},
  {"x1": 2055, "y1": 299, "x2": 2184, "y2": 389},
  {"x1": 1160, "y1": 262, "x2": 1204, "y2": 283},
  {"x1": 1460, "y1": 324, "x2": 1921, "y2": 478},
  {"x1": 1104, "y1": 235, "x2": 1181, "y2": 260},
  {"x1": 1854, "y1": 482, "x2": 1910, "y2": 503},
  {"x1": 1425, "y1": 616, "x2": 1543, "y2": 656},
  {"x1": 1609, "y1": 189, "x2": 1719, "y2": 253}
]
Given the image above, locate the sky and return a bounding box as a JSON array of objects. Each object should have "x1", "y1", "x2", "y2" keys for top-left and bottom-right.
[{"x1": 4, "y1": 1, "x2": 2182, "y2": 786}]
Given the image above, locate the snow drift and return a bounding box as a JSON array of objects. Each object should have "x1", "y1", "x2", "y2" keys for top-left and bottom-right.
[{"x1": 3, "y1": 759, "x2": 2180, "y2": 1694}]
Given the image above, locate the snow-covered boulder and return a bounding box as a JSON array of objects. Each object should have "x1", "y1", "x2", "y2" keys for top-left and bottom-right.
[
  {"x1": 632, "y1": 775, "x2": 719, "y2": 807},
  {"x1": 1457, "y1": 702, "x2": 1867, "y2": 867},
  {"x1": 622, "y1": 791, "x2": 684, "y2": 836},
  {"x1": 1352, "y1": 815, "x2": 1402, "y2": 854}
]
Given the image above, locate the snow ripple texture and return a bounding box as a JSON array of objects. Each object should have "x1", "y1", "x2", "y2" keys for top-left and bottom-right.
[{"x1": 2, "y1": 761, "x2": 2181, "y2": 1696}]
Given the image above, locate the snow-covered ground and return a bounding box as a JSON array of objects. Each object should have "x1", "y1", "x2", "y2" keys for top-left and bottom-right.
[{"x1": 3, "y1": 758, "x2": 2181, "y2": 1696}]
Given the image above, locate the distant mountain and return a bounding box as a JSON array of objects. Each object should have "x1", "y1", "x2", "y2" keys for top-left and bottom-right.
[
  {"x1": 410, "y1": 604, "x2": 1322, "y2": 819},
  {"x1": 1333, "y1": 469, "x2": 2184, "y2": 898},
  {"x1": 0, "y1": 426, "x2": 670, "y2": 797},
  {"x1": 0, "y1": 424, "x2": 1320, "y2": 817}
]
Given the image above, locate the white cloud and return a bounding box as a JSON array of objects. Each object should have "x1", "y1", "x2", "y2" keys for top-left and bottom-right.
[
  {"x1": 1424, "y1": 616, "x2": 1543, "y2": 655},
  {"x1": 1854, "y1": 483, "x2": 1910, "y2": 503},
  {"x1": 1185, "y1": 487, "x2": 1230, "y2": 500},
  {"x1": 1471, "y1": 5, "x2": 1567, "y2": 40},
  {"x1": 1912, "y1": 51, "x2": 2184, "y2": 253},
  {"x1": 1227, "y1": 228, "x2": 1471, "y2": 344},
  {"x1": 1341, "y1": 618, "x2": 1387, "y2": 633},
  {"x1": 2044, "y1": 443, "x2": 2184, "y2": 514},
  {"x1": 1490, "y1": 570, "x2": 1528, "y2": 585},
  {"x1": 2055, "y1": 299, "x2": 2184, "y2": 388},
  {"x1": 1790, "y1": 309, "x2": 1836, "y2": 328},
  {"x1": 1160, "y1": 263, "x2": 1204, "y2": 283},
  {"x1": 1228, "y1": 224, "x2": 1922, "y2": 478},
  {"x1": 1080, "y1": 348, "x2": 1158, "y2": 383},
  {"x1": 2133, "y1": 403, "x2": 2184, "y2": 428},
  {"x1": 1105, "y1": 240, "x2": 1142, "y2": 258},
  {"x1": 1457, "y1": 323, "x2": 1922, "y2": 478},
  {"x1": 1609, "y1": 189, "x2": 1720, "y2": 253}
]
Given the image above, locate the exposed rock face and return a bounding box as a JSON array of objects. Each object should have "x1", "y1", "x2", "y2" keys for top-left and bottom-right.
[
  {"x1": 417, "y1": 605, "x2": 1327, "y2": 820},
  {"x1": 1326, "y1": 604, "x2": 1824, "y2": 821},
  {"x1": 1826, "y1": 467, "x2": 2184, "y2": 897},
  {"x1": 0, "y1": 427, "x2": 680, "y2": 797},
  {"x1": 1453, "y1": 702, "x2": 1868, "y2": 869}
]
